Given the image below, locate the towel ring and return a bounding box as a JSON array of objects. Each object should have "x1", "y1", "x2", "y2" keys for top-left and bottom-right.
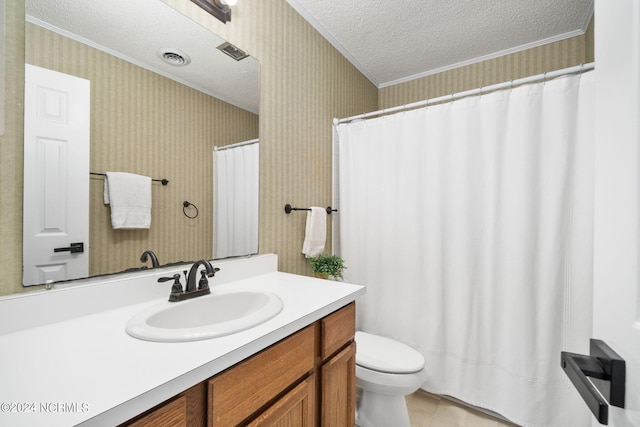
[{"x1": 183, "y1": 201, "x2": 198, "y2": 219}]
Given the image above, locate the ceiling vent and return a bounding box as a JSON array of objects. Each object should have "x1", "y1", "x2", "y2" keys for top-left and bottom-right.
[
  {"x1": 157, "y1": 48, "x2": 191, "y2": 66},
  {"x1": 217, "y1": 42, "x2": 249, "y2": 61}
]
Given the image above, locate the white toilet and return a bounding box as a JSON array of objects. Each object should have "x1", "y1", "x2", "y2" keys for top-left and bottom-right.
[{"x1": 355, "y1": 331, "x2": 428, "y2": 427}]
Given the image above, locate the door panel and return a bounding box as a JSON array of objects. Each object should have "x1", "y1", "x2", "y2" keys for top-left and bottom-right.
[
  {"x1": 23, "y1": 64, "x2": 90, "y2": 286},
  {"x1": 592, "y1": 1, "x2": 640, "y2": 426}
]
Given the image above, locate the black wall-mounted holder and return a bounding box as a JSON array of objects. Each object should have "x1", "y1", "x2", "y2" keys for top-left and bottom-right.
[
  {"x1": 284, "y1": 203, "x2": 337, "y2": 215},
  {"x1": 90, "y1": 172, "x2": 169, "y2": 185},
  {"x1": 561, "y1": 339, "x2": 625, "y2": 425},
  {"x1": 183, "y1": 201, "x2": 199, "y2": 219}
]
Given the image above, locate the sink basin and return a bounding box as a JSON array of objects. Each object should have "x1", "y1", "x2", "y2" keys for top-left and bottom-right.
[{"x1": 126, "y1": 289, "x2": 283, "y2": 342}]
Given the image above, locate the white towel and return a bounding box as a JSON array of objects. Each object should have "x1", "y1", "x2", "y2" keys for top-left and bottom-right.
[
  {"x1": 104, "y1": 172, "x2": 152, "y2": 229},
  {"x1": 302, "y1": 207, "x2": 326, "y2": 257}
]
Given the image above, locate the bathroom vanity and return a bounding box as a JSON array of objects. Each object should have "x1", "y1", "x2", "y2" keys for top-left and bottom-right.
[
  {"x1": 0, "y1": 255, "x2": 365, "y2": 427},
  {"x1": 124, "y1": 303, "x2": 356, "y2": 427}
]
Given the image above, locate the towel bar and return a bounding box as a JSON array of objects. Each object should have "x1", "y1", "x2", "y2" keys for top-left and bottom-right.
[
  {"x1": 284, "y1": 204, "x2": 337, "y2": 215},
  {"x1": 91, "y1": 172, "x2": 169, "y2": 185}
]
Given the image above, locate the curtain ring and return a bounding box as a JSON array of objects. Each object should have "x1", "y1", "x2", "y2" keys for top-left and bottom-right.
[{"x1": 183, "y1": 201, "x2": 198, "y2": 219}]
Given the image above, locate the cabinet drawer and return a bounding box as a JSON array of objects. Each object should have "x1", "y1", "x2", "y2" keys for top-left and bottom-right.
[
  {"x1": 208, "y1": 324, "x2": 316, "y2": 426},
  {"x1": 320, "y1": 303, "x2": 355, "y2": 360},
  {"x1": 124, "y1": 395, "x2": 187, "y2": 427},
  {"x1": 121, "y1": 382, "x2": 206, "y2": 427},
  {"x1": 246, "y1": 374, "x2": 316, "y2": 426}
]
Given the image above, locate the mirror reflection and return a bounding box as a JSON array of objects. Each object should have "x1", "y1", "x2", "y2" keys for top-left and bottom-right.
[{"x1": 22, "y1": 0, "x2": 260, "y2": 286}]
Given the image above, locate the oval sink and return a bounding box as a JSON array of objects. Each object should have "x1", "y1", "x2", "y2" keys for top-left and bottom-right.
[{"x1": 126, "y1": 290, "x2": 283, "y2": 342}]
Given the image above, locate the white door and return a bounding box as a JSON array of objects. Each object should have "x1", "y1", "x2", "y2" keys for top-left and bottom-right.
[
  {"x1": 23, "y1": 64, "x2": 90, "y2": 286},
  {"x1": 592, "y1": 0, "x2": 640, "y2": 426}
]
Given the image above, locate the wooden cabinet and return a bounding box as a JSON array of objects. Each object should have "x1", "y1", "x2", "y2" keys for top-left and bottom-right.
[{"x1": 121, "y1": 303, "x2": 355, "y2": 427}]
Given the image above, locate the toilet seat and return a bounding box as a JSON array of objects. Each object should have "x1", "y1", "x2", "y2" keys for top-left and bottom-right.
[{"x1": 355, "y1": 331, "x2": 424, "y2": 374}]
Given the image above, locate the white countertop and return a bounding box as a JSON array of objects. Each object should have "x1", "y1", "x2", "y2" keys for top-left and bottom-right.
[{"x1": 0, "y1": 257, "x2": 364, "y2": 426}]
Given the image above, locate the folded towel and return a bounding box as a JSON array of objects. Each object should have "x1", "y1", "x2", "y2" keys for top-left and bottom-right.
[
  {"x1": 302, "y1": 207, "x2": 326, "y2": 258},
  {"x1": 104, "y1": 172, "x2": 152, "y2": 229}
]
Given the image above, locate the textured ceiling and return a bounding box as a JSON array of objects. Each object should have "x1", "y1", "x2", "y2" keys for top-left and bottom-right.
[
  {"x1": 287, "y1": 0, "x2": 594, "y2": 87},
  {"x1": 26, "y1": 0, "x2": 593, "y2": 104},
  {"x1": 26, "y1": 0, "x2": 260, "y2": 113}
]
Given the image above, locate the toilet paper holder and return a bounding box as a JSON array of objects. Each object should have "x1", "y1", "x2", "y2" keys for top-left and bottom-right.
[{"x1": 561, "y1": 339, "x2": 625, "y2": 425}]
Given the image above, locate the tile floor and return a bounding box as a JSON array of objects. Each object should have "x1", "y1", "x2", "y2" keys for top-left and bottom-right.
[{"x1": 406, "y1": 390, "x2": 520, "y2": 427}]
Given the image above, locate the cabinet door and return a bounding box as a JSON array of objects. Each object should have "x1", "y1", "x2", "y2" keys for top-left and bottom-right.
[
  {"x1": 321, "y1": 342, "x2": 356, "y2": 427},
  {"x1": 246, "y1": 375, "x2": 316, "y2": 426}
]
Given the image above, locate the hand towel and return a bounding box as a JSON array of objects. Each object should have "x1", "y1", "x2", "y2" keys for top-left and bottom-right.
[
  {"x1": 302, "y1": 207, "x2": 326, "y2": 257},
  {"x1": 104, "y1": 172, "x2": 152, "y2": 229}
]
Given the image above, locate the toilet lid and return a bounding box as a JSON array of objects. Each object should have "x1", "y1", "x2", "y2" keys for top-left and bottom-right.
[{"x1": 355, "y1": 331, "x2": 425, "y2": 374}]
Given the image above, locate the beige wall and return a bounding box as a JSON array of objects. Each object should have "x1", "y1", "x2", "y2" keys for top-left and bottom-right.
[
  {"x1": 0, "y1": 0, "x2": 594, "y2": 296},
  {"x1": 379, "y1": 19, "x2": 594, "y2": 109},
  {"x1": 0, "y1": 0, "x2": 25, "y2": 295},
  {"x1": 162, "y1": 0, "x2": 379, "y2": 278},
  {"x1": 25, "y1": 23, "x2": 258, "y2": 279}
]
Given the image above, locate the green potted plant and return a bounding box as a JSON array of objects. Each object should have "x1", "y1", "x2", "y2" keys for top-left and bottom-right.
[{"x1": 308, "y1": 254, "x2": 346, "y2": 280}]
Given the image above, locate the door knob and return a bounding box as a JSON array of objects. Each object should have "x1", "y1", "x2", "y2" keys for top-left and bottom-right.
[
  {"x1": 53, "y1": 242, "x2": 85, "y2": 254},
  {"x1": 561, "y1": 339, "x2": 625, "y2": 425}
]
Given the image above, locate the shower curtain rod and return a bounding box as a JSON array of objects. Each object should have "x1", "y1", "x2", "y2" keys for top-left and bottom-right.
[
  {"x1": 334, "y1": 62, "x2": 595, "y2": 125},
  {"x1": 214, "y1": 138, "x2": 259, "y2": 151}
]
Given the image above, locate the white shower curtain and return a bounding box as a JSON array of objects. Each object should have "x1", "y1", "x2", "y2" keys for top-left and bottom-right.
[
  {"x1": 336, "y1": 73, "x2": 594, "y2": 427},
  {"x1": 213, "y1": 141, "x2": 259, "y2": 259}
]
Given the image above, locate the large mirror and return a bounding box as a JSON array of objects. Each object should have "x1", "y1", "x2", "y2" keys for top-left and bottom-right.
[{"x1": 21, "y1": 0, "x2": 260, "y2": 286}]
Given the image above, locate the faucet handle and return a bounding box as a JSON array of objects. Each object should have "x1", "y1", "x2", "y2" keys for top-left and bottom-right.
[
  {"x1": 158, "y1": 274, "x2": 184, "y2": 295},
  {"x1": 198, "y1": 270, "x2": 210, "y2": 290}
]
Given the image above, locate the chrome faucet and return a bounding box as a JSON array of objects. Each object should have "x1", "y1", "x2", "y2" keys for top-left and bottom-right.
[
  {"x1": 140, "y1": 250, "x2": 160, "y2": 268},
  {"x1": 158, "y1": 260, "x2": 220, "y2": 302}
]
